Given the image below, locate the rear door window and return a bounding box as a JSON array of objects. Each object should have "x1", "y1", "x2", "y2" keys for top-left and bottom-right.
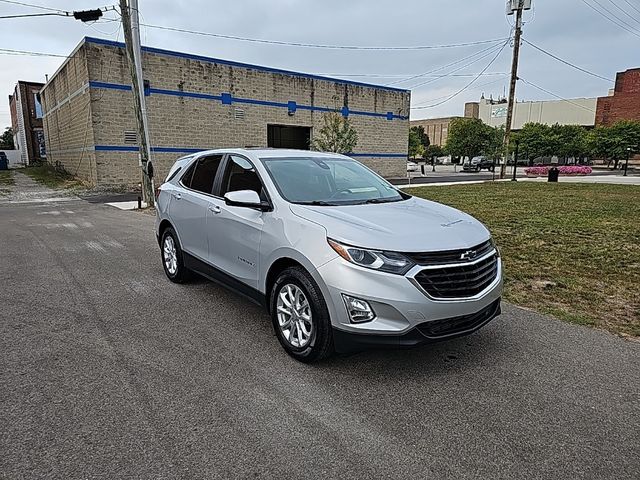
[{"x1": 186, "y1": 154, "x2": 223, "y2": 194}]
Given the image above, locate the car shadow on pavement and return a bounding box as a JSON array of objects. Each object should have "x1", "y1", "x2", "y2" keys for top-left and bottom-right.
[{"x1": 321, "y1": 330, "x2": 500, "y2": 373}]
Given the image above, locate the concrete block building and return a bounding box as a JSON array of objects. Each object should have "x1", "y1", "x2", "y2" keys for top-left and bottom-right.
[
  {"x1": 40, "y1": 37, "x2": 410, "y2": 187},
  {"x1": 9, "y1": 80, "x2": 46, "y2": 165}
]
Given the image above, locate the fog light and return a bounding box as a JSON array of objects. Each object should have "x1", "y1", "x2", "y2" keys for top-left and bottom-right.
[{"x1": 342, "y1": 294, "x2": 375, "y2": 323}]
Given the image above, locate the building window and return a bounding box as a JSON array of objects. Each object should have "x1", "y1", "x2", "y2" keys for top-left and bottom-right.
[{"x1": 33, "y1": 93, "x2": 43, "y2": 119}]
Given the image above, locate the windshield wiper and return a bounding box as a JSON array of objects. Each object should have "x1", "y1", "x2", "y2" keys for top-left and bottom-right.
[
  {"x1": 296, "y1": 200, "x2": 340, "y2": 206},
  {"x1": 362, "y1": 197, "x2": 402, "y2": 204}
]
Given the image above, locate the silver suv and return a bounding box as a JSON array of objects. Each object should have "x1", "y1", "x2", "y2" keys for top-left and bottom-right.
[{"x1": 156, "y1": 149, "x2": 502, "y2": 362}]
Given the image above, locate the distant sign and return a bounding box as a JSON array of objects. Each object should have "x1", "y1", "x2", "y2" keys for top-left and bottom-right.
[{"x1": 491, "y1": 106, "x2": 508, "y2": 118}]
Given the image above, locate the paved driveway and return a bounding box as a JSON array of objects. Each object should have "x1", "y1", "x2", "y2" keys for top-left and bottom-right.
[{"x1": 1, "y1": 173, "x2": 638, "y2": 479}]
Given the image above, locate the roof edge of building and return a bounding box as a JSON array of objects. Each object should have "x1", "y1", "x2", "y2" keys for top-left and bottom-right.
[
  {"x1": 81, "y1": 36, "x2": 409, "y2": 94},
  {"x1": 40, "y1": 37, "x2": 89, "y2": 94}
]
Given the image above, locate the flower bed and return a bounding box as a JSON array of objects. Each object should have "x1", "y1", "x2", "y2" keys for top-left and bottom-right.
[{"x1": 524, "y1": 166, "x2": 592, "y2": 177}]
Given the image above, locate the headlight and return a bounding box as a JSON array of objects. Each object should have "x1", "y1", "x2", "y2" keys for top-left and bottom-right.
[{"x1": 327, "y1": 238, "x2": 414, "y2": 275}]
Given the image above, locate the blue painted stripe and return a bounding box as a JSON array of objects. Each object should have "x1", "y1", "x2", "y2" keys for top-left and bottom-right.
[
  {"x1": 94, "y1": 145, "x2": 406, "y2": 157},
  {"x1": 84, "y1": 37, "x2": 409, "y2": 93},
  {"x1": 151, "y1": 146, "x2": 206, "y2": 154},
  {"x1": 89, "y1": 81, "x2": 408, "y2": 120},
  {"x1": 89, "y1": 80, "x2": 131, "y2": 91},
  {"x1": 95, "y1": 145, "x2": 208, "y2": 154},
  {"x1": 95, "y1": 145, "x2": 137, "y2": 152},
  {"x1": 148, "y1": 87, "x2": 222, "y2": 101}
]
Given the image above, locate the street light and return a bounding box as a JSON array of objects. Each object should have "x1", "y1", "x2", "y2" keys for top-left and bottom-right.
[
  {"x1": 512, "y1": 139, "x2": 520, "y2": 181},
  {"x1": 624, "y1": 147, "x2": 632, "y2": 177}
]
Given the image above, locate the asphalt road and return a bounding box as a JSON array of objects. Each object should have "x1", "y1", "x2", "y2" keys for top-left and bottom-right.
[{"x1": 1, "y1": 174, "x2": 638, "y2": 479}]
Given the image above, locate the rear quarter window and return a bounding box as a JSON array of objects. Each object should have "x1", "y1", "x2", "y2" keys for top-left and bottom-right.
[{"x1": 165, "y1": 155, "x2": 194, "y2": 182}]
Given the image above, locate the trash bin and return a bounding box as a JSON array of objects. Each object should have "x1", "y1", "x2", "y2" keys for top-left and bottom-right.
[
  {"x1": 0, "y1": 152, "x2": 8, "y2": 171},
  {"x1": 548, "y1": 166, "x2": 559, "y2": 182}
]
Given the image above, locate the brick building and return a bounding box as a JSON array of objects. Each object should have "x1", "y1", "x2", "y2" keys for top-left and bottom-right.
[
  {"x1": 9, "y1": 80, "x2": 46, "y2": 165},
  {"x1": 595, "y1": 68, "x2": 640, "y2": 126},
  {"x1": 40, "y1": 37, "x2": 410, "y2": 187},
  {"x1": 409, "y1": 117, "x2": 459, "y2": 147}
]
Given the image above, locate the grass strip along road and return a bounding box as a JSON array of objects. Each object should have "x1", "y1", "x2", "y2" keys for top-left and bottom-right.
[{"x1": 408, "y1": 182, "x2": 639, "y2": 337}]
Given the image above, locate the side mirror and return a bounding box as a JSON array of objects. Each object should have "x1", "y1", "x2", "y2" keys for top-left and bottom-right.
[{"x1": 224, "y1": 190, "x2": 270, "y2": 211}]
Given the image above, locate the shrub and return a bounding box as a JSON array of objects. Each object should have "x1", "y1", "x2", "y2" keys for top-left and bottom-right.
[{"x1": 524, "y1": 166, "x2": 592, "y2": 176}]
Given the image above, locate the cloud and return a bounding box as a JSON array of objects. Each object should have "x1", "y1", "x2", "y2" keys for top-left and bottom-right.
[{"x1": 1, "y1": 0, "x2": 636, "y2": 130}]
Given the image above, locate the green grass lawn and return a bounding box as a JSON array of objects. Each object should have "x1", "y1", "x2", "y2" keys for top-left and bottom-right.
[
  {"x1": 0, "y1": 170, "x2": 13, "y2": 185},
  {"x1": 22, "y1": 165, "x2": 84, "y2": 190},
  {"x1": 406, "y1": 182, "x2": 640, "y2": 337},
  {"x1": 0, "y1": 170, "x2": 14, "y2": 195}
]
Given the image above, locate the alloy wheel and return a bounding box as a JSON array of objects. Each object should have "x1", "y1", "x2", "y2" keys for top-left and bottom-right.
[
  {"x1": 276, "y1": 284, "x2": 313, "y2": 348},
  {"x1": 163, "y1": 235, "x2": 178, "y2": 275}
]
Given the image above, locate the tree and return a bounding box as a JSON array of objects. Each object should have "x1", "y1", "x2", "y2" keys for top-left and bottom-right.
[
  {"x1": 310, "y1": 112, "x2": 358, "y2": 154},
  {"x1": 512, "y1": 123, "x2": 552, "y2": 161},
  {"x1": 0, "y1": 127, "x2": 14, "y2": 149},
  {"x1": 444, "y1": 118, "x2": 488, "y2": 160},
  {"x1": 587, "y1": 121, "x2": 640, "y2": 169},
  {"x1": 552, "y1": 124, "x2": 587, "y2": 163},
  {"x1": 485, "y1": 125, "x2": 505, "y2": 162},
  {"x1": 423, "y1": 144, "x2": 444, "y2": 160},
  {"x1": 409, "y1": 125, "x2": 430, "y2": 158},
  {"x1": 444, "y1": 118, "x2": 502, "y2": 161}
]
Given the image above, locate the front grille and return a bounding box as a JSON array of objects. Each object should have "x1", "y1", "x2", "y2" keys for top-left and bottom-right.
[
  {"x1": 405, "y1": 240, "x2": 494, "y2": 266},
  {"x1": 413, "y1": 252, "x2": 498, "y2": 299},
  {"x1": 417, "y1": 299, "x2": 500, "y2": 338}
]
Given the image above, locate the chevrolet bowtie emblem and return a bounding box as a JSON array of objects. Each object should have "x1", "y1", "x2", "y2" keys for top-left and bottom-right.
[{"x1": 460, "y1": 249, "x2": 477, "y2": 261}]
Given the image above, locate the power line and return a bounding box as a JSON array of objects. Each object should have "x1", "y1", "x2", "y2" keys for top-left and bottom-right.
[
  {"x1": 0, "y1": 47, "x2": 68, "y2": 57},
  {"x1": 408, "y1": 42, "x2": 508, "y2": 90},
  {"x1": 522, "y1": 39, "x2": 614, "y2": 82},
  {"x1": 389, "y1": 41, "x2": 507, "y2": 85},
  {"x1": 578, "y1": 0, "x2": 640, "y2": 37},
  {"x1": 0, "y1": 12, "x2": 66, "y2": 18},
  {"x1": 0, "y1": 0, "x2": 66, "y2": 13},
  {"x1": 411, "y1": 40, "x2": 509, "y2": 110},
  {"x1": 606, "y1": 0, "x2": 640, "y2": 25},
  {"x1": 410, "y1": 76, "x2": 508, "y2": 110},
  {"x1": 518, "y1": 77, "x2": 597, "y2": 113},
  {"x1": 621, "y1": 0, "x2": 640, "y2": 15},
  {"x1": 141, "y1": 22, "x2": 507, "y2": 51},
  {"x1": 317, "y1": 72, "x2": 508, "y2": 78}
]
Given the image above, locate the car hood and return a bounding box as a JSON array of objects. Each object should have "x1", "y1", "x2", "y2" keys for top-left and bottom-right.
[{"x1": 289, "y1": 196, "x2": 490, "y2": 252}]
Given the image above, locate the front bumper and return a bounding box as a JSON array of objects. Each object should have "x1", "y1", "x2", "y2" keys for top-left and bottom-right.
[
  {"x1": 332, "y1": 299, "x2": 501, "y2": 353},
  {"x1": 315, "y1": 255, "x2": 503, "y2": 338}
]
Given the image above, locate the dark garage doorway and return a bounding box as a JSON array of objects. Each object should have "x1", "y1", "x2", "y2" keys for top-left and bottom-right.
[{"x1": 267, "y1": 125, "x2": 311, "y2": 150}]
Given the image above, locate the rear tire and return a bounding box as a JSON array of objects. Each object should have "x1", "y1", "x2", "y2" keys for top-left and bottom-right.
[
  {"x1": 270, "y1": 266, "x2": 334, "y2": 362},
  {"x1": 161, "y1": 226, "x2": 190, "y2": 283}
]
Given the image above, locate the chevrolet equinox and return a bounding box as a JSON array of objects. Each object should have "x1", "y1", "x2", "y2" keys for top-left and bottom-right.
[{"x1": 156, "y1": 149, "x2": 502, "y2": 362}]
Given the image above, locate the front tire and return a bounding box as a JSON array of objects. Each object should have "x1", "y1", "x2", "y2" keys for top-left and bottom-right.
[
  {"x1": 270, "y1": 266, "x2": 334, "y2": 362},
  {"x1": 161, "y1": 226, "x2": 190, "y2": 283}
]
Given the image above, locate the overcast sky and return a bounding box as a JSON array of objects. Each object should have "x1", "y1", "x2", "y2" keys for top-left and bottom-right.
[{"x1": 1, "y1": 0, "x2": 638, "y2": 130}]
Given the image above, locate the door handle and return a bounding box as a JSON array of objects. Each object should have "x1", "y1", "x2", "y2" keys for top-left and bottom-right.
[
  {"x1": 208, "y1": 204, "x2": 221, "y2": 214},
  {"x1": 172, "y1": 192, "x2": 182, "y2": 200}
]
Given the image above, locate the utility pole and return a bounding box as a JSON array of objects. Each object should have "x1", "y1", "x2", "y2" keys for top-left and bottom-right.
[
  {"x1": 501, "y1": 0, "x2": 530, "y2": 179},
  {"x1": 120, "y1": 0, "x2": 154, "y2": 206}
]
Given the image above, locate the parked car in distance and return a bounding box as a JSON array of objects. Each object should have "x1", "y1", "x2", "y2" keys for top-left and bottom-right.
[
  {"x1": 462, "y1": 156, "x2": 495, "y2": 172},
  {"x1": 407, "y1": 161, "x2": 419, "y2": 172},
  {"x1": 156, "y1": 149, "x2": 503, "y2": 362}
]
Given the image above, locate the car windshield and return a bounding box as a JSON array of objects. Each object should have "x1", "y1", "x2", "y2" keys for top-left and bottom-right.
[{"x1": 261, "y1": 156, "x2": 407, "y2": 205}]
